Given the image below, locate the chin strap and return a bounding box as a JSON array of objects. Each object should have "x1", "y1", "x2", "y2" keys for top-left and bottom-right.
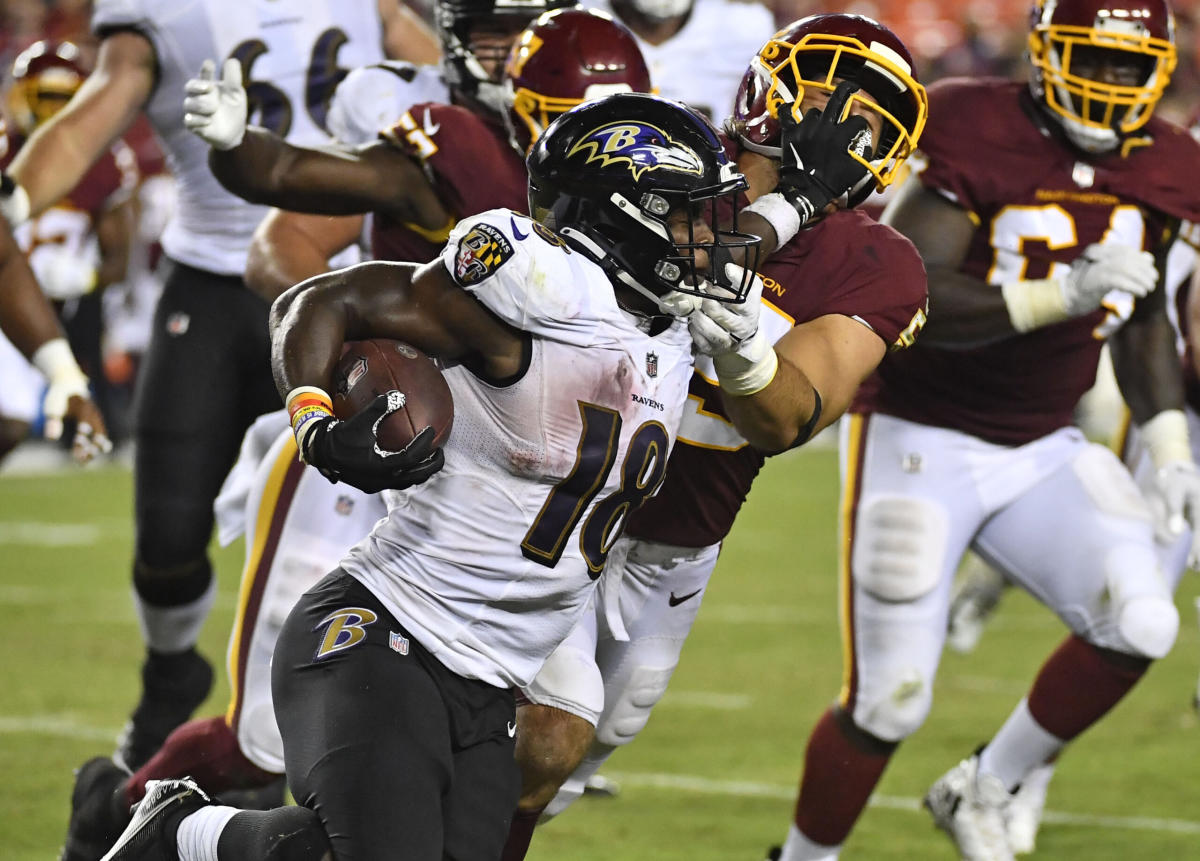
[{"x1": 560, "y1": 226, "x2": 672, "y2": 316}]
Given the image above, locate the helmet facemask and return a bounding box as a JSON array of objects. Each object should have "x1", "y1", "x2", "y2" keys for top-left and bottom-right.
[
  {"x1": 1029, "y1": 15, "x2": 1176, "y2": 153},
  {"x1": 527, "y1": 94, "x2": 764, "y2": 313},
  {"x1": 755, "y1": 34, "x2": 926, "y2": 200}
]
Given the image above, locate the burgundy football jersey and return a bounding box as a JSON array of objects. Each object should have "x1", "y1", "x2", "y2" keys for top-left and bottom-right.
[
  {"x1": 627, "y1": 206, "x2": 928, "y2": 548},
  {"x1": 371, "y1": 103, "x2": 528, "y2": 264},
  {"x1": 855, "y1": 78, "x2": 1200, "y2": 445}
]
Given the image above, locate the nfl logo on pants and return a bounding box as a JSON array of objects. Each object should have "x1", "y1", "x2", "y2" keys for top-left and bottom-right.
[{"x1": 389, "y1": 631, "x2": 410, "y2": 655}]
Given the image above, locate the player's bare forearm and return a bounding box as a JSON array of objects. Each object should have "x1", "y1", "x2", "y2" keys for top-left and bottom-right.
[
  {"x1": 724, "y1": 314, "x2": 885, "y2": 452},
  {"x1": 721, "y1": 355, "x2": 821, "y2": 453},
  {"x1": 1110, "y1": 290, "x2": 1184, "y2": 424},
  {"x1": 381, "y1": 0, "x2": 440, "y2": 64},
  {"x1": 211, "y1": 132, "x2": 447, "y2": 229},
  {"x1": 880, "y1": 176, "x2": 1018, "y2": 348},
  {"x1": 246, "y1": 210, "x2": 363, "y2": 303},
  {"x1": 10, "y1": 32, "x2": 154, "y2": 216},
  {"x1": 0, "y1": 224, "x2": 66, "y2": 356},
  {"x1": 271, "y1": 260, "x2": 526, "y2": 399},
  {"x1": 95, "y1": 200, "x2": 134, "y2": 290}
]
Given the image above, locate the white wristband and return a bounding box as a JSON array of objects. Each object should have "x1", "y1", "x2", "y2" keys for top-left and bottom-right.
[
  {"x1": 713, "y1": 330, "x2": 779, "y2": 396},
  {"x1": 1140, "y1": 409, "x2": 1193, "y2": 469},
  {"x1": 31, "y1": 337, "x2": 86, "y2": 384},
  {"x1": 1000, "y1": 278, "x2": 1070, "y2": 332},
  {"x1": 0, "y1": 180, "x2": 31, "y2": 227},
  {"x1": 743, "y1": 192, "x2": 802, "y2": 249}
]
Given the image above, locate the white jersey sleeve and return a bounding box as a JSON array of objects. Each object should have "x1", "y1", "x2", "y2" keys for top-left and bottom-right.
[
  {"x1": 326, "y1": 62, "x2": 451, "y2": 145},
  {"x1": 584, "y1": 0, "x2": 776, "y2": 122},
  {"x1": 92, "y1": 0, "x2": 386, "y2": 275},
  {"x1": 440, "y1": 210, "x2": 620, "y2": 347}
]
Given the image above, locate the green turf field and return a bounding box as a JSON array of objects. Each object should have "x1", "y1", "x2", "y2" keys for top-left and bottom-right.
[{"x1": 2, "y1": 447, "x2": 1198, "y2": 859}]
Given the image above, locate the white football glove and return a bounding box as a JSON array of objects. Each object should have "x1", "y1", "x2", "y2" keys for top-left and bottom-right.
[
  {"x1": 1060, "y1": 243, "x2": 1157, "y2": 316},
  {"x1": 1145, "y1": 461, "x2": 1200, "y2": 565},
  {"x1": 686, "y1": 263, "x2": 765, "y2": 357},
  {"x1": 183, "y1": 58, "x2": 248, "y2": 151},
  {"x1": 686, "y1": 264, "x2": 779, "y2": 396},
  {"x1": 31, "y1": 246, "x2": 98, "y2": 300}
]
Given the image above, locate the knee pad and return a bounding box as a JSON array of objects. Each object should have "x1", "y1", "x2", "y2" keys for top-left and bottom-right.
[
  {"x1": 852, "y1": 495, "x2": 947, "y2": 602},
  {"x1": 133, "y1": 557, "x2": 213, "y2": 606},
  {"x1": 522, "y1": 643, "x2": 604, "y2": 725},
  {"x1": 1105, "y1": 545, "x2": 1178, "y2": 659},
  {"x1": 595, "y1": 664, "x2": 673, "y2": 748},
  {"x1": 854, "y1": 665, "x2": 934, "y2": 742}
]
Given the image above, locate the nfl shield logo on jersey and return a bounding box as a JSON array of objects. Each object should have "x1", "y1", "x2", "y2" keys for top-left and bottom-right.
[
  {"x1": 646, "y1": 351, "x2": 658, "y2": 378},
  {"x1": 389, "y1": 631, "x2": 410, "y2": 655}
]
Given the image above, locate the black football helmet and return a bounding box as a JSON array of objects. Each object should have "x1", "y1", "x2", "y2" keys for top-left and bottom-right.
[
  {"x1": 436, "y1": 0, "x2": 575, "y2": 114},
  {"x1": 527, "y1": 93, "x2": 761, "y2": 307}
]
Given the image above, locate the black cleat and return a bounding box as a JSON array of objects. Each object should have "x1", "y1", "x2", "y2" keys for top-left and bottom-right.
[
  {"x1": 114, "y1": 649, "x2": 214, "y2": 772},
  {"x1": 60, "y1": 757, "x2": 131, "y2": 861},
  {"x1": 100, "y1": 778, "x2": 213, "y2": 861}
]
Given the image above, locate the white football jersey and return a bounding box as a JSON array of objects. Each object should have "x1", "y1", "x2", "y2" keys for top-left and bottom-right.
[
  {"x1": 583, "y1": 0, "x2": 776, "y2": 122},
  {"x1": 342, "y1": 210, "x2": 695, "y2": 688},
  {"x1": 326, "y1": 61, "x2": 449, "y2": 146},
  {"x1": 92, "y1": 0, "x2": 386, "y2": 275}
]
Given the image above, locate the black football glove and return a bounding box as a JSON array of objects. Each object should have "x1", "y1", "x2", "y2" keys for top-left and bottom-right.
[
  {"x1": 301, "y1": 391, "x2": 445, "y2": 494},
  {"x1": 776, "y1": 80, "x2": 875, "y2": 224}
]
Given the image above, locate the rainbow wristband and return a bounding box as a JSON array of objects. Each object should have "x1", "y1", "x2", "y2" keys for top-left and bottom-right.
[{"x1": 286, "y1": 386, "x2": 334, "y2": 459}]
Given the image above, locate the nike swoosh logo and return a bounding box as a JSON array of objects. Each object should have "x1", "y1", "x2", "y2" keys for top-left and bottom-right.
[
  {"x1": 510, "y1": 216, "x2": 529, "y2": 240},
  {"x1": 668, "y1": 588, "x2": 703, "y2": 607},
  {"x1": 507, "y1": 721, "x2": 517, "y2": 738},
  {"x1": 422, "y1": 108, "x2": 440, "y2": 137}
]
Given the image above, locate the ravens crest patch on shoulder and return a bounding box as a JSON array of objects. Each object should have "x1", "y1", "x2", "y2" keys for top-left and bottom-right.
[{"x1": 453, "y1": 222, "x2": 515, "y2": 286}]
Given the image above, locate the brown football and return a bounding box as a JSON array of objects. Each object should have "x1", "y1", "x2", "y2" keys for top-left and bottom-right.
[{"x1": 331, "y1": 339, "x2": 454, "y2": 452}]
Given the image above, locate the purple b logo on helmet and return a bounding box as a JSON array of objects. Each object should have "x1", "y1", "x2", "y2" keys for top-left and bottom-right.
[{"x1": 567, "y1": 121, "x2": 704, "y2": 181}]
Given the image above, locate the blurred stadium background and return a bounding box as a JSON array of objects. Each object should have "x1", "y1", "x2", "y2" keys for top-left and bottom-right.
[{"x1": 3, "y1": 0, "x2": 1200, "y2": 859}]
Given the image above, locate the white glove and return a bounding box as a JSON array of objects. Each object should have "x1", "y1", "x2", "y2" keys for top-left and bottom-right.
[
  {"x1": 183, "y1": 58, "x2": 248, "y2": 150},
  {"x1": 1060, "y1": 243, "x2": 1157, "y2": 316},
  {"x1": 31, "y1": 246, "x2": 98, "y2": 300},
  {"x1": 1145, "y1": 461, "x2": 1200, "y2": 565},
  {"x1": 686, "y1": 264, "x2": 779, "y2": 396},
  {"x1": 686, "y1": 263, "x2": 766, "y2": 357}
]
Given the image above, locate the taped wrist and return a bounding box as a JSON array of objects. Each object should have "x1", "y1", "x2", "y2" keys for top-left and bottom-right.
[
  {"x1": 1000, "y1": 278, "x2": 1069, "y2": 332},
  {"x1": 713, "y1": 330, "x2": 779, "y2": 397},
  {"x1": 743, "y1": 192, "x2": 802, "y2": 249},
  {"x1": 286, "y1": 386, "x2": 334, "y2": 461},
  {"x1": 31, "y1": 337, "x2": 87, "y2": 386},
  {"x1": 1140, "y1": 409, "x2": 1193, "y2": 469}
]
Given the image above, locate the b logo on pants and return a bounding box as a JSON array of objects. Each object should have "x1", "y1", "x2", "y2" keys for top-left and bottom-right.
[{"x1": 313, "y1": 607, "x2": 378, "y2": 661}]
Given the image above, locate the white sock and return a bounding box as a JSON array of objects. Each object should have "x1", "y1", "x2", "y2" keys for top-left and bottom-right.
[
  {"x1": 978, "y1": 698, "x2": 1064, "y2": 792},
  {"x1": 133, "y1": 579, "x2": 216, "y2": 652},
  {"x1": 778, "y1": 823, "x2": 840, "y2": 861},
  {"x1": 175, "y1": 805, "x2": 239, "y2": 861}
]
